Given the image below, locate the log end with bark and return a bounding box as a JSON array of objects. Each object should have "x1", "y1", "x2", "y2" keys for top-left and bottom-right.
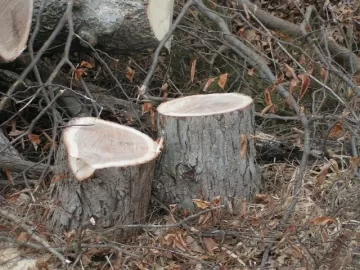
[
  {"x1": 0, "y1": 0, "x2": 33, "y2": 62},
  {"x1": 155, "y1": 93, "x2": 262, "y2": 210},
  {"x1": 33, "y1": 0, "x2": 174, "y2": 53},
  {"x1": 49, "y1": 117, "x2": 162, "y2": 233},
  {"x1": 64, "y1": 117, "x2": 161, "y2": 181}
]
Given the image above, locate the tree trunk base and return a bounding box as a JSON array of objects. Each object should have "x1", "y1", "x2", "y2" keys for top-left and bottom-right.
[
  {"x1": 49, "y1": 117, "x2": 160, "y2": 234},
  {"x1": 155, "y1": 93, "x2": 262, "y2": 210}
]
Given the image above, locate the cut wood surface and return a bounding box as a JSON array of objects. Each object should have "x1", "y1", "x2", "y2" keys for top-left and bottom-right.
[
  {"x1": 0, "y1": 0, "x2": 33, "y2": 62},
  {"x1": 32, "y1": 0, "x2": 174, "y2": 52},
  {"x1": 63, "y1": 117, "x2": 161, "y2": 181},
  {"x1": 49, "y1": 117, "x2": 161, "y2": 232},
  {"x1": 155, "y1": 93, "x2": 262, "y2": 209}
]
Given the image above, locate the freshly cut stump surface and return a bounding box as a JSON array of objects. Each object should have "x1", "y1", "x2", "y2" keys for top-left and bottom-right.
[
  {"x1": 0, "y1": 0, "x2": 33, "y2": 62},
  {"x1": 155, "y1": 93, "x2": 262, "y2": 209},
  {"x1": 49, "y1": 117, "x2": 161, "y2": 233}
]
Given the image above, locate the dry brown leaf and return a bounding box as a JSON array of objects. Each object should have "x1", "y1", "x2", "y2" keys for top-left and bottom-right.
[
  {"x1": 260, "y1": 104, "x2": 275, "y2": 116},
  {"x1": 64, "y1": 230, "x2": 77, "y2": 246},
  {"x1": 240, "y1": 135, "x2": 248, "y2": 159},
  {"x1": 218, "y1": 73, "x2": 228, "y2": 89},
  {"x1": 350, "y1": 157, "x2": 360, "y2": 174},
  {"x1": 273, "y1": 73, "x2": 285, "y2": 88},
  {"x1": 221, "y1": 247, "x2": 246, "y2": 266},
  {"x1": 288, "y1": 78, "x2": 298, "y2": 96},
  {"x1": 190, "y1": 58, "x2": 197, "y2": 83},
  {"x1": 198, "y1": 212, "x2": 212, "y2": 225},
  {"x1": 237, "y1": 26, "x2": 246, "y2": 39},
  {"x1": 74, "y1": 68, "x2": 87, "y2": 80},
  {"x1": 17, "y1": 232, "x2": 31, "y2": 242},
  {"x1": 126, "y1": 66, "x2": 135, "y2": 82},
  {"x1": 284, "y1": 64, "x2": 299, "y2": 82},
  {"x1": 255, "y1": 194, "x2": 272, "y2": 204},
  {"x1": 298, "y1": 55, "x2": 306, "y2": 65},
  {"x1": 320, "y1": 67, "x2": 329, "y2": 80},
  {"x1": 9, "y1": 129, "x2": 25, "y2": 137},
  {"x1": 193, "y1": 199, "x2": 210, "y2": 209},
  {"x1": 3, "y1": 168, "x2": 13, "y2": 183},
  {"x1": 28, "y1": 133, "x2": 41, "y2": 151},
  {"x1": 240, "y1": 199, "x2": 247, "y2": 216},
  {"x1": 290, "y1": 245, "x2": 303, "y2": 259},
  {"x1": 203, "y1": 77, "x2": 215, "y2": 92},
  {"x1": 81, "y1": 254, "x2": 92, "y2": 267},
  {"x1": 164, "y1": 232, "x2": 188, "y2": 252},
  {"x1": 284, "y1": 224, "x2": 296, "y2": 234},
  {"x1": 203, "y1": 237, "x2": 218, "y2": 254},
  {"x1": 42, "y1": 141, "x2": 57, "y2": 152},
  {"x1": 329, "y1": 122, "x2": 344, "y2": 138},
  {"x1": 321, "y1": 229, "x2": 328, "y2": 244},
  {"x1": 28, "y1": 133, "x2": 40, "y2": 145},
  {"x1": 162, "y1": 90, "x2": 168, "y2": 102},
  {"x1": 298, "y1": 73, "x2": 310, "y2": 100},
  {"x1": 142, "y1": 102, "x2": 153, "y2": 114},
  {"x1": 309, "y1": 216, "x2": 336, "y2": 226},
  {"x1": 80, "y1": 60, "x2": 93, "y2": 69},
  {"x1": 212, "y1": 196, "x2": 221, "y2": 206},
  {"x1": 51, "y1": 173, "x2": 68, "y2": 183},
  {"x1": 264, "y1": 88, "x2": 273, "y2": 107},
  {"x1": 160, "y1": 83, "x2": 168, "y2": 92},
  {"x1": 330, "y1": 159, "x2": 340, "y2": 175},
  {"x1": 245, "y1": 29, "x2": 258, "y2": 42},
  {"x1": 316, "y1": 163, "x2": 331, "y2": 187}
]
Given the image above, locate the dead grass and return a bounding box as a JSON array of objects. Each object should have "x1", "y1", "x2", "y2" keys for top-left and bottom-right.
[{"x1": 1, "y1": 154, "x2": 360, "y2": 269}]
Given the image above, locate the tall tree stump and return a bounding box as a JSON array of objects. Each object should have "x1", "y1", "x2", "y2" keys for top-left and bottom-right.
[
  {"x1": 155, "y1": 93, "x2": 262, "y2": 209},
  {"x1": 49, "y1": 117, "x2": 162, "y2": 233}
]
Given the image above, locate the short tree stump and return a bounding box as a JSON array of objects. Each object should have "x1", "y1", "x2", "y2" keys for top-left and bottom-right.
[{"x1": 155, "y1": 93, "x2": 262, "y2": 209}]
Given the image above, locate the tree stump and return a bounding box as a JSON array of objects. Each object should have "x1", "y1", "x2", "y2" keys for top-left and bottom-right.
[
  {"x1": 49, "y1": 117, "x2": 162, "y2": 233},
  {"x1": 0, "y1": 0, "x2": 33, "y2": 62},
  {"x1": 155, "y1": 93, "x2": 262, "y2": 209}
]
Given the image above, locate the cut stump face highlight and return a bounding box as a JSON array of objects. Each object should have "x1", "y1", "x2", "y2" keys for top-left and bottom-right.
[
  {"x1": 157, "y1": 93, "x2": 253, "y2": 117},
  {"x1": 63, "y1": 117, "x2": 160, "y2": 181},
  {"x1": 0, "y1": 0, "x2": 33, "y2": 62}
]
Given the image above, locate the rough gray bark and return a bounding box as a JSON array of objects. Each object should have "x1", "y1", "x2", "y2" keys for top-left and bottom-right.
[
  {"x1": 155, "y1": 94, "x2": 262, "y2": 210},
  {"x1": 32, "y1": 0, "x2": 173, "y2": 53},
  {"x1": 49, "y1": 142, "x2": 156, "y2": 233}
]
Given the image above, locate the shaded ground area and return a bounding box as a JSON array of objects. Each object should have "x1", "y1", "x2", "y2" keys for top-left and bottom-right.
[{"x1": 1, "y1": 130, "x2": 360, "y2": 269}]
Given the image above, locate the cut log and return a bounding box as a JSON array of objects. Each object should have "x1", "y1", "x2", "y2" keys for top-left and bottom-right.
[
  {"x1": 32, "y1": 0, "x2": 174, "y2": 52},
  {"x1": 0, "y1": 0, "x2": 33, "y2": 62},
  {"x1": 155, "y1": 93, "x2": 262, "y2": 209},
  {"x1": 49, "y1": 117, "x2": 162, "y2": 233}
]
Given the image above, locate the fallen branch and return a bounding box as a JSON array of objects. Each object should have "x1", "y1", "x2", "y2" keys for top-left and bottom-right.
[
  {"x1": 236, "y1": 0, "x2": 360, "y2": 73},
  {"x1": 0, "y1": 156, "x2": 52, "y2": 178}
]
